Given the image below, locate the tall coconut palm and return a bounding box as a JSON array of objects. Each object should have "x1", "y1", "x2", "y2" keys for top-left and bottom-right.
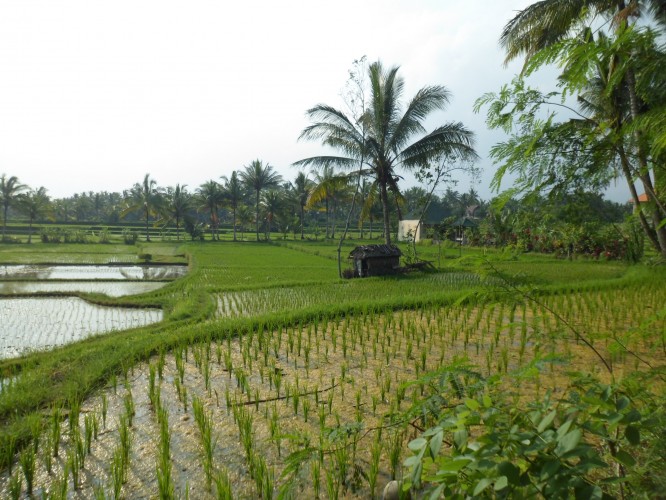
[
  {"x1": 196, "y1": 180, "x2": 224, "y2": 241},
  {"x1": 17, "y1": 187, "x2": 51, "y2": 243},
  {"x1": 221, "y1": 171, "x2": 244, "y2": 241},
  {"x1": 0, "y1": 174, "x2": 27, "y2": 240},
  {"x1": 239, "y1": 160, "x2": 282, "y2": 241},
  {"x1": 122, "y1": 174, "x2": 163, "y2": 242},
  {"x1": 295, "y1": 60, "x2": 477, "y2": 245},
  {"x1": 162, "y1": 184, "x2": 191, "y2": 241}
]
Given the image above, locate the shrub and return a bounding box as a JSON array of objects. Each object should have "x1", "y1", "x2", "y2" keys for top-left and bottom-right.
[
  {"x1": 122, "y1": 229, "x2": 138, "y2": 245},
  {"x1": 341, "y1": 268, "x2": 355, "y2": 279},
  {"x1": 97, "y1": 228, "x2": 111, "y2": 244},
  {"x1": 184, "y1": 218, "x2": 204, "y2": 241},
  {"x1": 40, "y1": 228, "x2": 63, "y2": 243},
  {"x1": 63, "y1": 230, "x2": 89, "y2": 244}
]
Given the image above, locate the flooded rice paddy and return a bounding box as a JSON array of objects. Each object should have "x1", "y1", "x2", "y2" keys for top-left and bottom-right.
[
  {"x1": 0, "y1": 297, "x2": 163, "y2": 359},
  {"x1": 0, "y1": 264, "x2": 186, "y2": 359},
  {"x1": 0, "y1": 264, "x2": 187, "y2": 280},
  {"x1": 1, "y1": 284, "x2": 662, "y2": 498}
]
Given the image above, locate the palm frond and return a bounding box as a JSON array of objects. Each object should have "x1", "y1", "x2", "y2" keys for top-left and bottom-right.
[
  {"x1": 399, "y1": 122, "x2": 478, "y2": 169},
  {"x1": 500, "y1": 0, "x2": 590, "y2": 65},
  {"x1": 389, "y1": 85, "x2": 451, "y2": 152},
  {"x1": 292, "y1": 156, "x2": 359, "y2": 170}
]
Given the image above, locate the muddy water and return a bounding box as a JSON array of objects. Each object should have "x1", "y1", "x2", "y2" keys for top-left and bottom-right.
[{"x1": 0, "y1": 297, "x2": 162, "y2": 359}]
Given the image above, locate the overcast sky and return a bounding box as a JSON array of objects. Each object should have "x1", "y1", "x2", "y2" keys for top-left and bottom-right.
[{"x1": 0, "y1": 0, "x2": 629, "y2": 202}]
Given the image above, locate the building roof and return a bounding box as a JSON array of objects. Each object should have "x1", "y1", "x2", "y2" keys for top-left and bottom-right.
[
  {"x1": 349, "y1": 244, "x2": 402, "y2": 259},
  {"x1": 628, "y1": 193, "x2": 649, "y2": 203},
  {"x1": 405, "y1": 204, "x2": 452, "y2": 225},
  {"x1": 452, "y1": 216, "x2": 478, "y2": 228}
]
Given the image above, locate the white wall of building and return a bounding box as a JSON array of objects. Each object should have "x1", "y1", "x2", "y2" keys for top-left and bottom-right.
[{"x1": 397, "y1": 220, "x2": 424, "y2": 242}]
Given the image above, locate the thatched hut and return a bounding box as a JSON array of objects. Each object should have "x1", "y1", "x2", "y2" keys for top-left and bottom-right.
[{"x1": 349, "y1": 244, "x2": 401, "y2": 277}]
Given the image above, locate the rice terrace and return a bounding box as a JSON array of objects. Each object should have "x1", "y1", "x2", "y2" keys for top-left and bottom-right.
[
  {"x1": 0, "y1": 236, "x2": 664, "y2": 499},
  {"x1": 1, "y1": 1, "x2": 666, "y2": 498}
]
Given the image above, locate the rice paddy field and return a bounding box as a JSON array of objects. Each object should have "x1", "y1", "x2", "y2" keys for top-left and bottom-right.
[{"x1": 0, "y1": 239, "x2": 664, "y2": 499}]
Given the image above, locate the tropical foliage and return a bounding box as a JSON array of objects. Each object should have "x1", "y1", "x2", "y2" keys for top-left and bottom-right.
[{"x1": 477, "y1": 0, "x2": 666, "y2": 257}]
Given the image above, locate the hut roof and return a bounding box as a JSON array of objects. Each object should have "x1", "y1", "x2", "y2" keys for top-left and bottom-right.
[
  {"x1": 349, "y1": 244, "x2": 402, "y2": 259},
  {"x1": 628, "y1": 193, "x2": 649, "y2": 203},
  {"x1": 405, "y1": 204, "x2": 452, "y2": 225},
  {"x1": 452, "y1": 216, "x2": 478, "y2": 228}
]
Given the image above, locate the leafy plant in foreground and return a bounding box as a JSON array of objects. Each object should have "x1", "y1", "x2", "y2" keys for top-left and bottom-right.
[{"x1": 401, "y1": 263, "x2": 665, "y2": 498}]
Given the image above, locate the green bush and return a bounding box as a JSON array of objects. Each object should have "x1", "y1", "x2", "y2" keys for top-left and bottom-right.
[
  {"x1": 97, "y1": 228, "x2": 111, "y2": 244},
  {"x1": 403, "y1": 371, "x2": 664, "y2": 499},
  {"x1": 40, "y1": 228, "x2": 62, "y2": 243},
  {"x1": 122, "y1": 228, "x2": 138, "y2": 245}
]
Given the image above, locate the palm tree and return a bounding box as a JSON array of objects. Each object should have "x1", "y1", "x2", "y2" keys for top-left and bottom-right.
[
  {"x1": 163, "y1": 184, "x2": 191, "y2": 241},
  {"x1": 236, "y1": 204, "x2": 253, "y2": 241},
  {"x1": 91, "y1": 192, "x2": 103, "y2": 221},
  {"x1": 291, "y1": 171, "x2": 313, "y2": 239},
  {"x1": 221, "y1": 171, "x2": 244, "y2": 241},
  {"x1": 261, "y1": 190, "x2": 284, "y2": 239},
  {"x1": 0, "y1": 174, "x2": 27, "y2": 240},
  {"x1": 53, "y1": 198, "x2": 74, "y2": 222},
  {"x1": 306, "y1": 166, "x2": 351, "y2": 239},
  {"x1": 196, "y1": 180, "x2": 224, "y2": 241},
  {"x1": 295, "y1": 60, "x2": 477, "y2": 245},
  {"x1": 122, "y1": 174, "x2": 163, "y2": 242},
  {"x1": 73, "y1": 193, "x2": 92, "y2": 222},
  {"x1": 17, "y1": 187, "x2": 51, "y2": 243},
  {"x1": 573, "y1": 32, "x2": 665, "y2": 252},
  {"x1": 239, "y1": 160, "x2": 282, "y2": 241}
]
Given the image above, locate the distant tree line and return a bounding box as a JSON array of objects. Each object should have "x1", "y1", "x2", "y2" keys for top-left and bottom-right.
[{"x1": 1, "y1": 169, "x2": 631, "y2": 252}]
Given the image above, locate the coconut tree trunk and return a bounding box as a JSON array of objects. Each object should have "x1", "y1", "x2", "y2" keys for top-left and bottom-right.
[
  {"x1": 624, "y1": 70, "x2": 666, "y2": 257},
  {"x1": 618, "y1": 146, "x2": 660, "y2": 252},
  {"x1": 325, "y1": 198, "x2": 330, "y2": 239},
  {"x1": 255, "y1": 190, "x2": 260, "y2": 241},
  {"x1": 233, "y1": 208, "x2": 237, "y2": 241},
  {"x1": 144, "y1": 205, "x2": 150, "y2": 242},
  {"x1": 2, "y1": 204, "x2": 8, "y2": 240},
  {"x1": 380, "y1": 181, "x2": 392, "y2": 245},
  {"x1": 300, "y1": 204, "x2": 305, "y2": 239}
]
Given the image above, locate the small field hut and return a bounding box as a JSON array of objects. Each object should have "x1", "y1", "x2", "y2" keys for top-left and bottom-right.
[{"x1": 349, "y1": 244, "x2": 401, "y2": 277}]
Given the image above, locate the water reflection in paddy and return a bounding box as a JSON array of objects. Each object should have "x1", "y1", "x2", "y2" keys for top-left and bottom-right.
[
  {"x1": 0, "y1": 264, "x2": 188, "y2": 280},
  {"x1": 0, "y1": 297, "x2": 163, "y2": 359},
  {"x1": 0, "y1": 281, "x2": 167, "y2": 297}
]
